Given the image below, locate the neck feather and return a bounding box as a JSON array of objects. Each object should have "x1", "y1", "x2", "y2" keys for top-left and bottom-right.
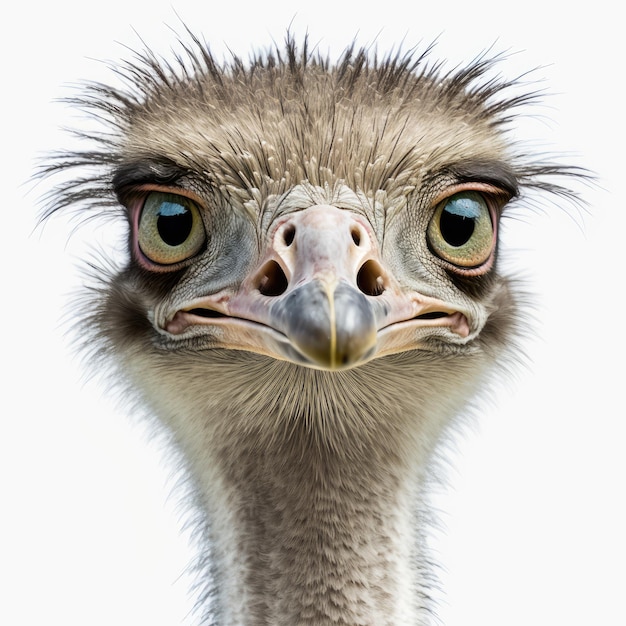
[{"x1": 190, "y1": 419, "x2": 434, "y2": 626}]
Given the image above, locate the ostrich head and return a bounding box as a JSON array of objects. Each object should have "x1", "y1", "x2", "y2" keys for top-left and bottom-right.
[{"x1": 43, "y1": 33, "x2": 577, "y2": 626}]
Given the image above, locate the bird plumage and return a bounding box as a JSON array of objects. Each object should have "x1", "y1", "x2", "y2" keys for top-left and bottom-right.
[{"x1": 42, "y1": 32, "x2": 579, "y2": 625}]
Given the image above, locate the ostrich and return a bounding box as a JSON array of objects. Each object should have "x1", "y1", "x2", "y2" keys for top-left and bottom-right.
[{"x1": 43, "y1": 32, "x2": 578, "y2": 626}]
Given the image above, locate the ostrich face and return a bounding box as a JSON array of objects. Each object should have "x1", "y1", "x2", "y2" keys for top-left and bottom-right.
[{"x1": 105, "y1": 55, "x2": 519, "y2": 374}]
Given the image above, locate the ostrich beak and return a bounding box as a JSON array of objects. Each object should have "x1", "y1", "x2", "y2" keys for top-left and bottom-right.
[
  {"x1": 165, "y1": 205, "x2": 470, "y2": 370},
  {"x1": 270, "y1": 280, "x2": 377, "y2": 369}
]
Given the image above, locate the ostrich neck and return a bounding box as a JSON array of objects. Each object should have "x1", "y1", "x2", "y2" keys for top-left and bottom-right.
[{"x1": 193, "y1": 423, "x2": 429, "y2": 626}]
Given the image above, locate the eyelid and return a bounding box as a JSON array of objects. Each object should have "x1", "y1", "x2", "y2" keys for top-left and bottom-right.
[
  {"x1": 121, "y1": 183, "x2": 208, "y2": 214},
  {"x1": 430, "y1": 182, "x2": 510, "y2": 212}
]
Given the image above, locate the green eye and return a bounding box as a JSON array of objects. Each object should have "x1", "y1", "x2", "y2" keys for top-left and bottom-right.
[
  {"x1": 427, "y1": 191, "x2": 494, "y2": 268},
  {"x1": 137, "y1": 192, "x2": 206, "y2": 265}
]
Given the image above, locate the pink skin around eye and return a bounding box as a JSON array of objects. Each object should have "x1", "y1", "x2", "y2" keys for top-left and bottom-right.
[{"x1": 128, "y1": 196, "x2": 156, "y2": 271}]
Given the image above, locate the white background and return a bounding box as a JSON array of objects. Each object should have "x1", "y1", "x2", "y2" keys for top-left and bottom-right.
[{"x1": 2, "y1": 1, "x2": 624, "y2": 625}]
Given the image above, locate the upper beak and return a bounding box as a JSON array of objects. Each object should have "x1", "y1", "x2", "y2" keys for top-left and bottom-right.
[{"x1": 165, "y1": 204, "x2": 470, "y2": 370}]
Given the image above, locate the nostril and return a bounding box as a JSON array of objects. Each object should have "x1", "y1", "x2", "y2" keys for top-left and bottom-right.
[
  {"x1": 283, "y1": 225, "x2": 296, "y2": 247},
  {"x1": 257, "y1": 260, "x2": 289, "y2": 297},
  {"x1": 351, "y1": 227, "x2": 361, "y2": 246},
  {"x1": 357, "y1": 260, "x2": 385, "y2": 296}
]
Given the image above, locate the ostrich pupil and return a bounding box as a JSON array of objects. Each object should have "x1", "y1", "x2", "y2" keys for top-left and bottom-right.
[
  {"x1": 439, "y1": 195, "x2": 484, "y2": 247},
  {"x1": 157, "y1": 202, "x2": 193, "y2": 247},
  {"x1": 440, "y1": 210, "x2": 475, "y2": 247}
]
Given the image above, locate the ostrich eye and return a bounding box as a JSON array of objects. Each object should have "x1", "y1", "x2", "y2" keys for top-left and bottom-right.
[
  {"x1": 427, "y1": 191, "x2": 495, "y2": 268},
  {"x1": 137, "y1": 192, "x2": 206, "y2": 265}
]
